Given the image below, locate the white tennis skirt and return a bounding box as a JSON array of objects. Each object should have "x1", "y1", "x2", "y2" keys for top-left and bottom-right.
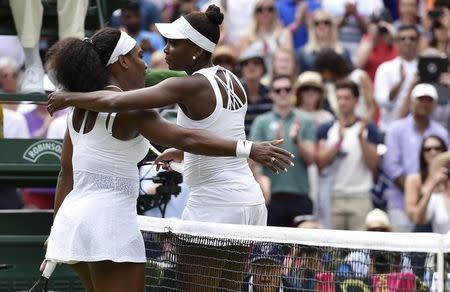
[
  {"x1": 46, "y1": 174, "x2": 146, "y2": 264},
  {"x1": 182, "y1": 202, "x2": 267, "y2": 226}
]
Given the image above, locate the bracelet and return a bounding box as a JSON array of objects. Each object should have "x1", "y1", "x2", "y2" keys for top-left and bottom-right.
[{"x1": 236, "y1": 139, "x2": 253, "y2": 158}]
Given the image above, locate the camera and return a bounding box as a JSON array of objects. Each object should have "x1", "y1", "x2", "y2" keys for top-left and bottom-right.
[
  {"x1": 428, "y1": 8, "x2": 443, "y2": 19},
  {"x1": 370, "y1": 9, "x2": 392, "y2": 35},
  {"x1": 418, "y1": 56, "x2": 448, "y2": 83},
  {"x1": 137, "y1": 171, "x2": 183, "y2": 216}
]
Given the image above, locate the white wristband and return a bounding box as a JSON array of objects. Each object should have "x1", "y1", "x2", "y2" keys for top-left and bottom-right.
[{"x1": 236, "y1": 139, "x2": 253, "y2": 158}]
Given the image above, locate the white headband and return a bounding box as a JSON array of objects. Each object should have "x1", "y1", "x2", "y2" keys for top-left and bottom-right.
[
  {"x1": 155, "y1": 17, "x2": 216, "y2": 53},
  {"x1": 107, "y1": 31, "x2": 137, "y2": 66}
]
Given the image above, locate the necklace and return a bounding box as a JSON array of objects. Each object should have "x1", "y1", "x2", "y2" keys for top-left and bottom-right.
[{"x1": 104, "y1": 84, "x2": 123, "y2": 91}]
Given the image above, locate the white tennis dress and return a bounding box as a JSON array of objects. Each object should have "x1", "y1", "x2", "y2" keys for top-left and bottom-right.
[
  {"x1": 46, "y1": 110, "x2": 149, "y2": 263},
  {"x1": 177, "y1": 66, "x2": 267, "y2": 225}
]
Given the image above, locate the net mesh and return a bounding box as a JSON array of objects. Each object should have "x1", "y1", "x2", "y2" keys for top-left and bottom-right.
[{"x1": 139, "y1": 216, "x2": 449, "y2": 292}]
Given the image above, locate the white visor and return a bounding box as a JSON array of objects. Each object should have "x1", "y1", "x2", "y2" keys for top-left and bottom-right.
[
  {"x1": 155, "y1": 16, "x2": 216, "y2": 53},
  {"x1": 107, "y1": 31, "x2": 137, "y2": 66}
]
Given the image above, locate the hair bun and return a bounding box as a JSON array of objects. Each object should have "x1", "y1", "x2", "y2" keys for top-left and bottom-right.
[{"x1": 205, "y1": 4, "x2": 224, "y2": 26}]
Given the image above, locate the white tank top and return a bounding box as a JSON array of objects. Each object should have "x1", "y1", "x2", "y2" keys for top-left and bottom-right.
[
  {"x1": 68, "y1": 110, "x2": 149, "y2": 180},
  {"x1": 177, "y1": 66, "x2": 264, "y2": 206}
]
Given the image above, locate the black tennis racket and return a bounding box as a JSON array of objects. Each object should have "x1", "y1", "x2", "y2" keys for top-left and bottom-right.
[{"x1": 27, "y1": 261, "x2": 57, "y2": 292}]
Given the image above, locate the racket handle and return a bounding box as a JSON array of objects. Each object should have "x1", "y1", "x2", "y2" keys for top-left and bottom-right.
[
  {"x1": 169, "y1": 162, "x2": 183, "y2": 174},
  {"x1": 42, "y1": 261, "x2": 57, "y2": 279}
]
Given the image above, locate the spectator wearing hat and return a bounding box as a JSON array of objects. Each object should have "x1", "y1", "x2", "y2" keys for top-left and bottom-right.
[
  {"x1": 383, "y1": 83, "x2": 449, "y2": 232},
  {"x1": 365, "y1": 208, "x2": 392, "y2": 231},
  {"x1": 295, "y1": 71, "x2": 334, "y2": 218},
  {"x1": 250, "y1": 75, "x2": 316, "y2": 227},
  {"x1": 212, "y1": 45, "x2": 238, "y2": 73},
  {"x1": 242, "y1": 243, "x2": 299, "y2": 292},
  {"x1": 239, "y1": 45, "x2": 272, "y2": 135},
  {"x1": 295, "y1": 71, "x2": 334, "y2": 127}
]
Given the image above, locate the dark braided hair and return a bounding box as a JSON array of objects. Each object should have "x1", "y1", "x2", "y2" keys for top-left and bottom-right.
[{"x1": 45, "y1": 27, "x2": 122, "y2": 92}]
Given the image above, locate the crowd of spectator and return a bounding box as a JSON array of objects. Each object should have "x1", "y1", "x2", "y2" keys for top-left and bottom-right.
[{"x1": 0, "y1": 0, "x2": 450, "y2": 236}]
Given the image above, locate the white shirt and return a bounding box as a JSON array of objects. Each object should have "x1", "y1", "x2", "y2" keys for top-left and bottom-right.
[
  {"x1": 374, "y1": 56, "x2": 418, "y2": 132},
  {"x1": 324, "y1": 121, "x2": 375, "y2": 195},
  {"x1": 426, "y1": 193, "x2": 450, "y2": 234},
  {"x1": 3, "y1": 109, "x2": 30, "y2": 138}
]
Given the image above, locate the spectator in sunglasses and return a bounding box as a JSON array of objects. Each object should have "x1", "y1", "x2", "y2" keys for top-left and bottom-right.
[
  {"x1": 297, "y1": 10, "x2": 351, "y2": 72},
  {"x1": 321, "y1": 0, "x2": 384, "y2": 64},
  {"x1": 250, "y1": 75, "x2": 316, "y2": 227},
  {"x1": 405, "y1": 135, "x2": 449, "y2": 234},
  {"x1": 238, "y1": 0, "x2": 293, "y2": 77},
  {"x1": 374, "y1": 25, "x2": 420, "y2": 133}
]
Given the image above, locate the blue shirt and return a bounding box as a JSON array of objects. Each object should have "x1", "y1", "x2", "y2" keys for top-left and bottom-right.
[
  {"x1": 383, "y1": 115, "x2": 449, "y2": 209},
  {"x1": 276, "y1": 0, "x2": 321, "y2": 49},
  {"x1": 135, "y1": 31, "x2": 166, "y2": 65}
]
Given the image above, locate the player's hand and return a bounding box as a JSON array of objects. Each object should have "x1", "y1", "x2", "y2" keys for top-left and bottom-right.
[
  {"x1": 250, "y1": 139, "x2": 295, "y2": 174},
  {"x1": 154, "y1": 148, "x2": 183, "y2": 171},
  {"x1": 48, "y1": 91, "x2": 69, "y2": 116}
]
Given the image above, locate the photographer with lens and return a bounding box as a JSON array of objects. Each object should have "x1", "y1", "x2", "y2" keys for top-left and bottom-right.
[
  {"x1": 405, "y1": 135, "x2": 450, "y2": 234},
  {"x1": 355, "y1": 9, "x2": 398, "y2": 81}
]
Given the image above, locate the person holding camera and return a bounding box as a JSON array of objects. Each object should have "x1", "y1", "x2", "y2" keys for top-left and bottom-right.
[
  {"x1": 355, "y1": 10, "x2": 398, "y2": 81},
  {"x1": 405, "y1": 137, "x2": 450, "y2": 234}
]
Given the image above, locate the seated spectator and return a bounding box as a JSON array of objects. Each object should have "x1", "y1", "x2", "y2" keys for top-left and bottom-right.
[
  {"x1": 316, "y1": 80, "x2": 380, "y2": 230},
  {"x1": 239, "y1": 45, "x2": 272, "y2": 135},
  {"x1": 250, "y1": 75, "x2": 316, "y2": 227},
  {"x1": 120, "y1": 1, "x2": 166, "y2": 65},
  {"x1": 150, "y1": 51, "x2": 169, "y2": 70},
  {"x1": 275, "y1": 0, "x2": 322, "y2": 50},
  {"x1": 404, "y1": 135, "x2": 447, "y2": 229},
  {"x1": 427, "y1": 19, "x2": 450, "y2": 56},
  {"x1": 0, "y1": 57, "x2": 20, "y2": 111},
  {"x1": 315, "y1": 48, "x2": 376, "y2": 122},
  {"x1": 0, "y1": 107, "x2": 30, "y2": 209},
  {"x1": 393, "y1": 0, "x2": 423, "y2": 33},
  {"x1": 264, "y1": 48, "x2": 298, "y2": 85},
  {"x1": 383, "y1": 83, "x2": 449, "y2": 232},
  {"x1": 212, "y1": 45, "x2": 238, "y2": 73},
  {"x1": 220, "y1": 0, "x2": 259, "y2": 49},
  {"x1": 406, "y1": 145, "x2": 450, "y2": 234},
  {"x1": 365, "y1": 208, "x2": 392, "y2": 232},
  {"x1": 374, "y1": 25, "x2": 420, "y2": 133},
  {"x1": 297, "y1": 9, "x2": 351, "y2": 72},
  {"x1": 295, "y1": 71, "x2": 333, "y2": 126},
  {"x1": 242, "y1": 243, "x2": 299, "y2": 292},
  {"x1": 238, "y1": 0, "x2": 293, "y2": 76},
  {"x1": 321, "y1": 0, "x2": 384, "y2": 63}
]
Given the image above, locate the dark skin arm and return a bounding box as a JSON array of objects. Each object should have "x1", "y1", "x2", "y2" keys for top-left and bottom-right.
[
  {"x1": 53, "y1": 131, "x2": 73, "y2": 216},
  {"x1": 124, "y1": 109, "x2": 294, "y2": 173},
  {"x1": 48, "y1": 76, "x2": 213, "y2": 118}
]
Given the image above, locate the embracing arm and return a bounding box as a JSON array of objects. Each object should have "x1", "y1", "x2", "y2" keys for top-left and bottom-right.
[
  {"x1": 48, "y1": 77, "x2": 198, "y2": 114},
  {"x1": 136, "y1": 109, "x2": 236, "y2": 156},
  {"x1": 53, "y1": 131, "x2": 73, "y2": 217},
  {"x1": 134, "y1": 110, "x2": 294, "y2": 173}
]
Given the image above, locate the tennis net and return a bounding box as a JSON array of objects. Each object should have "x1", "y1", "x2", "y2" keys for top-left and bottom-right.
[{"x1": 139, "y1": 216, "x2": 450, "y2": 292}]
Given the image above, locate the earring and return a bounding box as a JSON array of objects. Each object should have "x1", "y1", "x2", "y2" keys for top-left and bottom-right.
[{"x1": 192, "y1": 56, "x2": 196, "y2": 60}]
